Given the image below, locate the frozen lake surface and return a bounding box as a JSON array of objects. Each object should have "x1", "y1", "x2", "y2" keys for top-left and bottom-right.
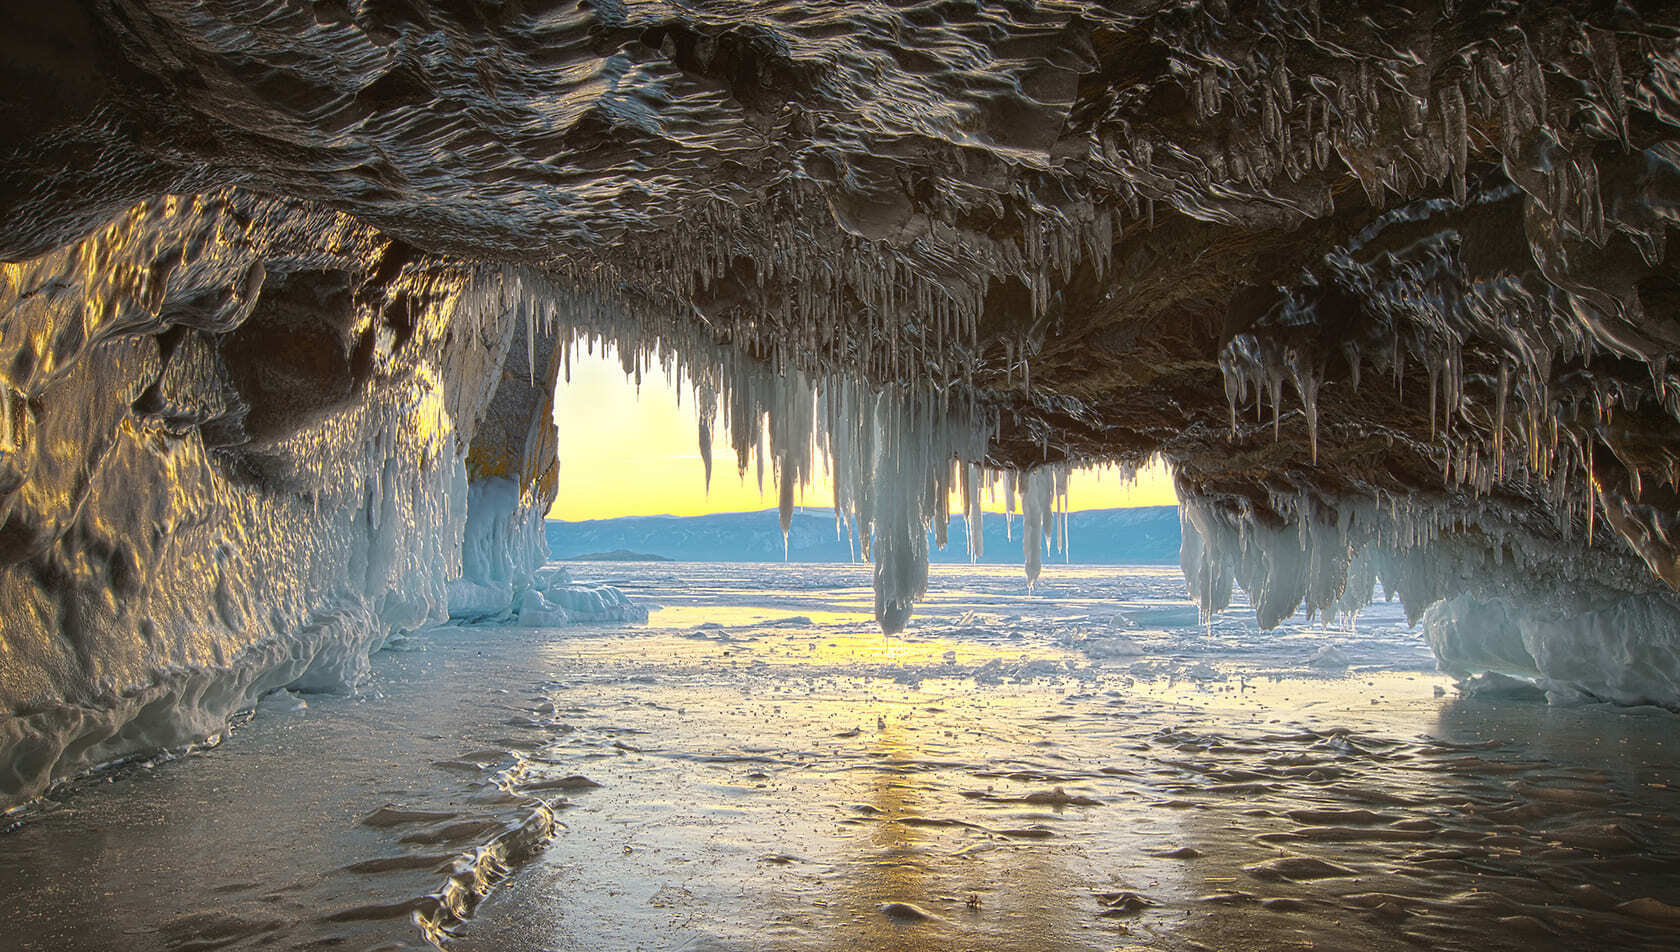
[{"x1": 6, "y1": 562, "x2": 1680, "y2": 951}]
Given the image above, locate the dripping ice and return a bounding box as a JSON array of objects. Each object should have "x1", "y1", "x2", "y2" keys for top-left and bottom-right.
[{"x1": 504, "y1": 270, "x2": 1106, "y2": 634}]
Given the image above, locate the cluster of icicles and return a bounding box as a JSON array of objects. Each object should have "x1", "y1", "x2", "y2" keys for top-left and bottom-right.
[
  {"x1": 484, "y1": 269, "x2": 1108, "y2": 633},
  {"x1": 1097, "y1": 8, "x2": 1649, "y2": 243},
  {"x1": 1177, "y1": 485, "x2": 1631, "y2": 635},
  {"x1": 1216, "y1": 174, "x2": 1680, "y2": 571},
  {"x1": 1193, "y1": 11, "x2": 1680, "y2": 588},
  {"x1": 546, "y1": 175, "x2": 1116, "y2": 402}
]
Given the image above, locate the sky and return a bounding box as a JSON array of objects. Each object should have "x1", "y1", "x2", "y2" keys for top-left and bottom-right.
[{"x1": 548, "y1": 343, "x2": 1180, "y2": 521}]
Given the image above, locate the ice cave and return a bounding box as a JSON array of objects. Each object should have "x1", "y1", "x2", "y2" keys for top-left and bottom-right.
[{"x1": 6, "y1": 2, "x2": 1680, "y2": 950}]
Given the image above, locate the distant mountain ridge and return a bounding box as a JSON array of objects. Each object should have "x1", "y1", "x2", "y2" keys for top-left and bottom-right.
[{"x1": 546, "y1": 506, "x2": 1180, "y2": 565}]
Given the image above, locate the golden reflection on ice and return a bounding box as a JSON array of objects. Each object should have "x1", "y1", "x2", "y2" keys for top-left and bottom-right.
[
  {"x1": 817, "y1": 711, "x2": 1096, "y2": 952},
  {"x1": 827, "y1": 719, "x2": 933, "y2": 952}
]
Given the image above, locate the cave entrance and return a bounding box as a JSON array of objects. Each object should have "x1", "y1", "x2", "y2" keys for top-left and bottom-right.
[{"x1": 544, "y1": 338, "x2": 1179, "y2": 568}]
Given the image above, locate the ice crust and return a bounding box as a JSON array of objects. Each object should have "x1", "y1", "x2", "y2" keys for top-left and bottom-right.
[
  {"x1": 1180, "y1": 491, "x2": 1680, "y2": 707},
  {"x1": 0, "y1": 221, "x2": 597, "y2": 806},
  {"x1": 8, "y1": 202, "x2": 1680, "y2": 816},
  {"x1": 457, "y1": 478, "x2": 547, "y2": 608},
  {"x1": 526, "y1": 272, "x2": 1091, "y2": 633},
  {"x1": 1425, "y1": 594, "x2": 1680, "y2": 707},
  {"x1": 0, "y1": 237, "x2": 1074, "y2": 806},
  {"x1": 0, "y1": 246, "x2": 525, "y2": 804}
]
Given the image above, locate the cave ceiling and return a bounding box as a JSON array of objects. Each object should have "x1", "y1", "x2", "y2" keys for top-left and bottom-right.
[{"x1": 7, "y1": 1, "x2": 1680, "y2": 588}]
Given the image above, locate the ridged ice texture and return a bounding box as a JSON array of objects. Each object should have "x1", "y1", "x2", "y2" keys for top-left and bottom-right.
[
  {"x1": 14, "y1": 6, "x2": 1662, "y2": 390},
  {"x1": 0, "y1": 215, "x2": 1082, "y2": 810},
  {"x1": 10, "y1": 0, "x2": 1680, "y2": 795},
  {"x1": 0, "y1": 194, "x2": 539, "y2": 808},
  {"x1": 1423, "y1": 593, "x2": 1680, "y2": 707},
  {"x1": 22, "y1": 2, "x2": 1679, "y2": 586},
  {"x1": 12, "y1": 9, "x2": 1680, "y2": 562}
]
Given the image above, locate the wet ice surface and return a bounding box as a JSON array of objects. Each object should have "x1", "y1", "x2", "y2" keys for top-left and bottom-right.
[{"x1": 6, "y1": 563, "x2": 1680, "y2": 951}]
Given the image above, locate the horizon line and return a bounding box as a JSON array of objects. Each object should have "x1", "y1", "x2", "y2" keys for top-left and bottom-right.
[{"x1": 547, "y1": 502, "x2": 1180, "y2": 523}]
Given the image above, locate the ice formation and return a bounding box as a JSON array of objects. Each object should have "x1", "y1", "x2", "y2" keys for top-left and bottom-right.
[
  {"x1": 9, "y1": 2, "x2": 1680, "y2": 805},
  {"x1": 525, "y1": 276, "x2": 1078, "y2": 632},
  {"x1": 1178, "y1": 491, "x2": 1680, "y2": 705}
]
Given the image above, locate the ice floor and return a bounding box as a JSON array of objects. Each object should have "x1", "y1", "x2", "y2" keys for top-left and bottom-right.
[{"x1": 5, "y1": 563, "x2": 1680, "y2": 951}]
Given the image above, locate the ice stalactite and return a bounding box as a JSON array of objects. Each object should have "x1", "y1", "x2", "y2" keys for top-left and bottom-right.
[
  {"x1": 1018, "y1": 464, "x2": 1071, "y2": 591},
  {"x1": 961, "y1": 462, "x2": 987, "y2": 562},
  {"x1": 1180, "y1": 503, "x2": 1234, "y2": 624},
  {"x1": 542, "y1": 285, "x2": 998, "y2": 633},
  {"x1": 449, "y1": 477, "x2": 549, "y2": 619},
  {"x1": 515, "y1": 274, "x2": 1096, "y2": 631},
  {"x1": 10, "y1": 0, "x2": 1680, "y2": 810},
  {"x1": 1179, "y1": 487, "x2": 1680, "y2": 707}
]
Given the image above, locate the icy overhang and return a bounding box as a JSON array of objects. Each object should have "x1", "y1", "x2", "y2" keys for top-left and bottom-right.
[{"x1": 9, "y1": 2, "x2": 1680, "y2": 807}]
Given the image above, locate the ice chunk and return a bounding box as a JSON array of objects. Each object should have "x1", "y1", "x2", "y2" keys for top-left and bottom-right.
[
  {"x1": 449, "y1": 578, "x2": 515, "y2": 621},
  {"x1": 1458, "y1": 672, "x2": 1548, "y2": 702},
  {"x1": 255, "y1": 689, "x2": 309, "y2": 714},
  {"x1": 545, "y1": 582, "x2": 649, "y2": 623},
  {"x1": 1306, "y1": 645, "x2": 1351, "y2": 669},
  {"x1": 515, "y1": 589, "x2": 571, "y2": 627}
]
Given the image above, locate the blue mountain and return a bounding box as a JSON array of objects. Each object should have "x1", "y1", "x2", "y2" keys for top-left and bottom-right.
[{"x1": 546, "y1": 506, "x2": 1180, "y2": 565}]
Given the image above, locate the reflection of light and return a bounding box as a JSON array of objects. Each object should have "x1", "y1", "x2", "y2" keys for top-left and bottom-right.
[
  {"x1": 830, "y1": 718, "x2": 939, "y2": 952},
  {"x1": 405, "y1": 365, "x2": 453, "y2": 456}
]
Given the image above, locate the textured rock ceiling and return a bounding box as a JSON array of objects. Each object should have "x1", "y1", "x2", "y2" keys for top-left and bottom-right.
[{"x1": 8, "y1": 3, "x2": 1680, "y2": 686}]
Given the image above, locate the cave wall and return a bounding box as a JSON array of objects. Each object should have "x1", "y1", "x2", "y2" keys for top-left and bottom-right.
[{"x1": 0, "y1": 192, "x2": 533, "y2": 806}]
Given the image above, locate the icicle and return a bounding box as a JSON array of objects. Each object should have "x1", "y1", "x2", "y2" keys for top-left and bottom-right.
[
  {"x1": 964, "y1": 462, "x2": 984, "y2": 562},
  {"x1": 779, "y1": 470, "x2": 794, "y2": 561},
  {"x1": 1005, "y1": 470, "x2": 1017, "y2": 541},
  {"x1": 1428, "y1": 366, "x2": 1438, "y2": 439},
  {"x1": 1495, "y1": 362, "x2": 1508, "y2": 481},
  {"x1": 756, "y1": 426, "x2": 766, "y2": 494},
  {"x1": 698, "y1": 417, "x2": 713, "y2": 492},
  {"x1": 1587, "y1": 440, "x2": 1597, "y2": 546},
  {"x1": 1021, "y1": 467, "x2": 1054, "y2": 591},
  {"x1": 1270, "y1": 375, "x2": 1282, "y2": 440},
  {"x1": 526, "y1": 300, "x2": 537, "y2": 386}
]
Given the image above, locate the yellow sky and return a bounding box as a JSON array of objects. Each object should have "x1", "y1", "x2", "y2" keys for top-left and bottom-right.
[{"x1": 548, "y1": 343, "x2": 1179, "y2": 520}]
